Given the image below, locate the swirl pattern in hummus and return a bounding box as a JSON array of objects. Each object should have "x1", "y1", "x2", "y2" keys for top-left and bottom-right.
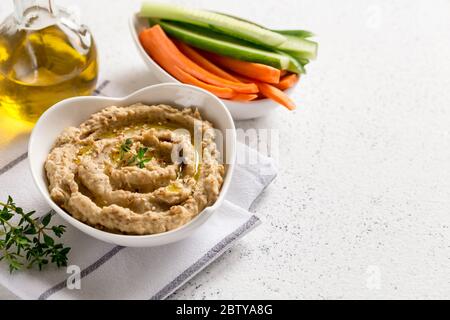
[{"x1": 45, "y1": 104, "x2": 224, "y2": 235}]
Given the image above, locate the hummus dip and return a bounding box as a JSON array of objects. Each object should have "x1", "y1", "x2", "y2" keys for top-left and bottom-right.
[{"x1": 45, "y1": 103, "x2": 224, "y2": 235}]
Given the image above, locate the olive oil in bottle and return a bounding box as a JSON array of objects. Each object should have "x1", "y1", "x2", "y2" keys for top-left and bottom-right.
[{"x1": 0, "y1": 0, "x2": 98, "y2": 123}]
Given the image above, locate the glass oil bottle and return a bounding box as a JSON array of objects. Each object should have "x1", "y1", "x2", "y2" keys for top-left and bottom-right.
[{"x1": 0, "y1": 0, "x2": 98, "y2": 123}]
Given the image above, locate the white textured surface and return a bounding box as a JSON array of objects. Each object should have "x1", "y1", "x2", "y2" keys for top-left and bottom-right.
[{"x1": 1, "y1": 0, "x2": 450, "y2": 299}]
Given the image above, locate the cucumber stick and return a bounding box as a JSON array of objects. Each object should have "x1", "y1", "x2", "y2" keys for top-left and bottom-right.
[
  {"x1": 275, "y1": 29, "x2": 316, "y2": 39},
  {"x1": 141, "y1": 2, "x2": 287, "y2": 47},
  {"x1": 153, "y1": 20, "x2": 303, "y2": 73},
  {"x1": 204, "y1": 11, "x2": 318, "y2": 59},
  {"x1": 210, "y1": 12, "x2": 315, "y2": 40},
  {"x1": 277, "y1": 35, "x2": 318, "y2": 60},
  {"x1": 277, "y1": 51, "x2": 306, "y2": 74}
]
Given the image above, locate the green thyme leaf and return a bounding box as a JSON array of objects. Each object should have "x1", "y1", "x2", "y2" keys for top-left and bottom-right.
[
  {"x1": 42, "y1": 214, "x2": 52, "y2": 227},
  {"x1": 119, "y1": 138, "x2": 133, "y2": 160},
  {"x1": 135, "y1": 147, "x2": 152, "y2": 169}
]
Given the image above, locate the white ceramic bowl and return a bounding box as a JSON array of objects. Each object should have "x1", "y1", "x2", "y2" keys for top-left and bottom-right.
[
  {"x1": 28, "y1": 83, "x2": 236, "y2": 247},
  {"x1": 129, "y1": 13, "x2": 294, "y2": 121}
]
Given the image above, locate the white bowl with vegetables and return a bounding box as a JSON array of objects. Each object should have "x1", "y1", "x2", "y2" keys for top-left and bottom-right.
[{"x1": 130, "y1": 2, "x2": 318, "y2": 121}]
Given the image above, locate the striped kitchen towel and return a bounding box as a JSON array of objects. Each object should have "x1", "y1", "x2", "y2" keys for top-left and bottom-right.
[{"x1": 0, "y1": 81, "x2": 277, "y2": 300}]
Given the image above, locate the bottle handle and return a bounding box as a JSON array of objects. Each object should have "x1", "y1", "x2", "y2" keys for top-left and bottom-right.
[{"x1": 13, "y1": 0, "x2": 58, "y2": 25}]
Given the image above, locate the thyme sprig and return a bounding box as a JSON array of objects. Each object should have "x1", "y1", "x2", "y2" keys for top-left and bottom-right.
[
  {"x1": 119, "y1": 138, "x2": 133, "y2": 160},
  {"x1": 0, "y1": 196, "x2": 70, "y2": 273},
  {"x1": 128, "y1": 147, "x2": 152, "y2": 168},
  {"x1": 119, "y1": 139, "x2": 152, "y2": 168}
]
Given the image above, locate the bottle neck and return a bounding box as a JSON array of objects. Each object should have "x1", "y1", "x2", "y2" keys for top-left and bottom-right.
[{"x1": 14, "y1": 0, "x2": 58, "y2": 28}]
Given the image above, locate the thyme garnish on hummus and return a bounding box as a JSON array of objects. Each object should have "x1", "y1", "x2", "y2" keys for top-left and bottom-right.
[
  {"x1": 119, "y1": 138, "x2": 133, "y2": 160},
  {"x1": 119, "y1": 138, "x2": 153, "y2": 168},
  {"x1": 131, "y1": 147, "x2": 153, "y2": 168}
]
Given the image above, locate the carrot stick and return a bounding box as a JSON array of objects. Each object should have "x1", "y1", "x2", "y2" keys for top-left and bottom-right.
[
  {"x1": 229, "y1": 72, "x2": 296, "y2": 110},
  {"x1": 202, "y1": 51, "x2": 281, "y2": 84},
  {"x1": 229, "y1": 93, "x2": 259, "y2": 102},
  {"x1": 171, "y1": 66, "x2": 236, "y2": 99},
  {"x1": 273, "y1": 74, "x2": 299, "y2": 91},
  {"x1": 280, "y1": 70, "x2": 288, "y2": 77},
  {"x1": 258, "y1": 83, "x2": 296, "y2": 110},
  {"x1": 175, "y1": 42, "x2": 260, "y2": 103},
  {"x1": 174, "y1": 40, "x2": 240, "y2": 82},
  {"x1": 139, "y1": 29, "x2": 235, "y2": 99},
  {"x1": 143, "y1": 26, "x2": 258, "y2": 94},
  {"x1": 229, "y1": 73, "x2": 254, "y2": 83},
  {"x1": 174, "y1": 42, "x2": 262, "y2": 103}
]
